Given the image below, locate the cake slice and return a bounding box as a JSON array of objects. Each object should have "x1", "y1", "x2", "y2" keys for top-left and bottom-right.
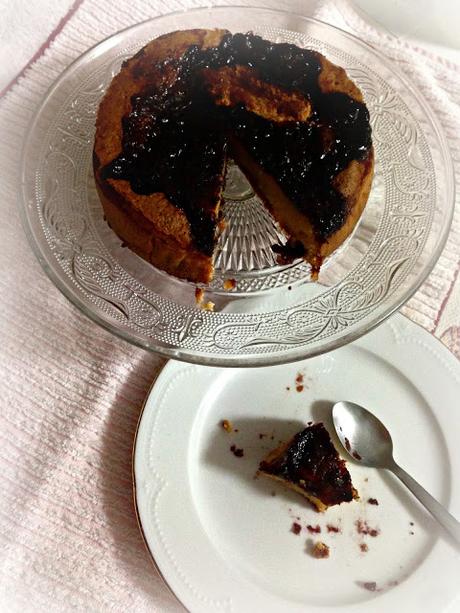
[{"x1": 258, "y1": 422, "x2": 358, "y2": 511}]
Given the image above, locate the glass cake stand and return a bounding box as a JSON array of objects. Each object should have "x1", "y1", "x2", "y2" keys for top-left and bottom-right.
[{"x1": 20, "y1": 6, "x2": 454, "y2": 366}]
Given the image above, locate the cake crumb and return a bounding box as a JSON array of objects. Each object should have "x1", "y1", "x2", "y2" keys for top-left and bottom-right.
[
  {"x1": 286, "y1": 386, "x2": 290, "y2": 391},
  {"x1": 195, "y1": 287, "x2": 214, "y2": 311},
  {"x1": 409, "y1": 531, "x2": 414, "y2": 535},
  {"x1": 362, "y1": 582, "x2": 378, "y2": 592},
  {"x1": 195, "y1": 287, "x2": 205, "y2": 304},
  {"x1": 344, "y1": 437, "x2": 351, "y2": 452},
  {"x1": 230, "y1": 444, "x2": 244, "y2": 458},
  {"x1": 307, "y1": 524, "x2": 321, "y2": 534},
  {"x1": 312, "y1": 541, "x2": 330, "y2": 559},
  {"x1": 295, "y1": 373, "x2": 305, "y2": 392},
  {"x1": 326, "y1": 524, "x2": 340, "y2": 533},
  {"x1": 288, "y1": 286, "x2": 292, "y2": 290},
  {"x1": 221, "y1": 419, "x2": 233, "y2": 433},
  {"x1": 223, "y1": 278, "x2": 237, "y2": 291},
  {"x1": 352, "y1": 450, "x2": 362, "y2": 460},
  {"x1": 364, "y1": 477, "x2": 368, "y2": 482},
  {"x1": 359, "y1": 543, "x2": 369, "y2": 553},
  {"x1": 367, "y1": 497, "x2": 379, "y2": 505},
  {"x1": 291, "y1": 522, "x2": 301, "y2": 535},
  {"x1": 409, "y1": 521, "x2": 414, "y2": 526},
  {"x1": 356, "y1": 519, "x2": 380, "y2": 537}
]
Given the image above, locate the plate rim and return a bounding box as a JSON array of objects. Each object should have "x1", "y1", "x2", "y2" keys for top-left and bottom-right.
[
  {"x1": 19, "y1": 5, "x2": 456, "y2": 367},
  {"x1": 132, "y1": 313, "x2": 460, "y2": 612}
]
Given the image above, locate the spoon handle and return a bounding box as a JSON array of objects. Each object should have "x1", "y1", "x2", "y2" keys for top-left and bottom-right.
[{"x1": 392, "y1": 463, "x2": 460, "y2": 546}]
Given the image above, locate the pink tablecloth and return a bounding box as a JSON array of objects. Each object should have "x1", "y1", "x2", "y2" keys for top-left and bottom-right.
[{"x1": 0, "y1": 0, "x2": 459, "y2": 610}]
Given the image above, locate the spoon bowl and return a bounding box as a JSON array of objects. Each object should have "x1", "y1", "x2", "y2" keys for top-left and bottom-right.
[
  {"x1": 332, "y1": 400, "x2": 395, "y2": 468},
  {"x1": 332, "y1": 400, "x2": 460, "y2": 547}
]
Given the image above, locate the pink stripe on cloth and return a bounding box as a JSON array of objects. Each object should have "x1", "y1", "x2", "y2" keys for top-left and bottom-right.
[{"x1": 0, "y1": 0, "x2": 86, "y2": 100}]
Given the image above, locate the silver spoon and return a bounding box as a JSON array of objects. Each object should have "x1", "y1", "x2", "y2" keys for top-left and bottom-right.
[{"x1": 332, "y1": 400, "x2": 460, "y2": 546}]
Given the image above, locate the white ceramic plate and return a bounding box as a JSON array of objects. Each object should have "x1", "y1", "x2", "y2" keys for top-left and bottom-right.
[{"x1": 134, "y1": 314, "x2": 460, "y2": 612}]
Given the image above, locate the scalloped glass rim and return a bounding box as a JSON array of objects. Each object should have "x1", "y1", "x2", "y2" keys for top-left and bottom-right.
[{"x1": 19, "y1": 5, "x2": 455, "y2": 366}]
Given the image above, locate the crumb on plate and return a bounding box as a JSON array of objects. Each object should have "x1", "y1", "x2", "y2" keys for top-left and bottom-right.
[
  {"x1": 230, "y1": 444, "x2": 244, "y2": 458},
  {"x1": 221, "y1": 419, "x2": 233, "y2": 432},
  {"x1": 362, "y1": 581, "x2": 378, "y2": 592},
  {"x1": 312, "y1": 541, "x2": 330, "y2": 559},
  {"x1": 355, "y1": 519, "x2": 380, "y2": 537}
]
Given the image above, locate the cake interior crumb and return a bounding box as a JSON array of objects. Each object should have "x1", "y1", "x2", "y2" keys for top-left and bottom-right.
[
  {"x1": 221, "y1": 419, "x2": 233, "y2": 432},
  {"x1": 312, "y1": 541, "x2": 330, "y2": 559},
  {"x1": 223, "y1": 278, "x2": 237, "y2": 290},
  {"x1": 195, "y1": 287, "x2": 204, "y2": 304}
]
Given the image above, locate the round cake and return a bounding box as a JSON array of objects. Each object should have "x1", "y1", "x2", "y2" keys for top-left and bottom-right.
[{"x1": 93, "y1": 29, "x2": 374, "y2": 284}]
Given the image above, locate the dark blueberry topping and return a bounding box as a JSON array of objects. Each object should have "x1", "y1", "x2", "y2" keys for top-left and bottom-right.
[{"x1": 102, "y1": 33, "x2": 372, "y2": 251}]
